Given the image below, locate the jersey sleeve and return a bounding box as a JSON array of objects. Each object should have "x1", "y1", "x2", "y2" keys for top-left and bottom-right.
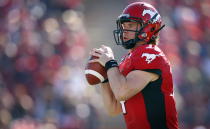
[{"x1": 130, "y1": 47, "x2": 164, "y2": 76}]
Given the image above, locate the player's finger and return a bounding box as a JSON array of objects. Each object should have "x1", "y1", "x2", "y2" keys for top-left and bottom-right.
[
  {"x1": 94, "y1": 49, "x2": 104, "y2": 54},
  {"x1": 88, "y1": 59, "x2": 99, "y2": 63},
  {"x1": 101, "y1": 45, "x2": 109, "y2": 53},
  {"x1": 91, "y1": 48, "x2": 101, "y2": 53},
  {"x1": 101, "y1": 45, "x2": 108, "y2": 50},
  {"x1": 90, "y1": 49, "x2": 101, "y2": 54},
  {"x1": 90, "y1": 52, "x2": 101, "y2": 57},
  {"x1": 92, "y1": 48, "x2": 99, "y2": 52}
]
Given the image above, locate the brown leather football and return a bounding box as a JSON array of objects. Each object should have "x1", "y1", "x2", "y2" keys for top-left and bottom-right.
[{"x1": 85, "y1": 56, "x2": 107, "y2": 85}]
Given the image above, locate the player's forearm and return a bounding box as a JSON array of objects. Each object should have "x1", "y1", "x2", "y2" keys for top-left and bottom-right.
[
  {"x1": 107, "y1": 67, "x2": 128, "y2": 101},
  {"x1": 100, "y1": 83, "x2": 122, "y2": 116}
]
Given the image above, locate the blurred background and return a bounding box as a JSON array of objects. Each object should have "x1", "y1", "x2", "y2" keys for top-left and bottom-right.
[{"x1": 0, "y1": 0, "x2": 210, "y2": 129}]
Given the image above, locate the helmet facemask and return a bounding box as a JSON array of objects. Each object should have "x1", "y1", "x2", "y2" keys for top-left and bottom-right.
[{"x1": 113, "y1": 15, "x2": 144, "y2": 49}]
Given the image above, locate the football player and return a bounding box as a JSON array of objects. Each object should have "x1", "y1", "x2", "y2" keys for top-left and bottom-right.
[{"x1": 89, "y1": 2, "x2": 179, "y2": 129}]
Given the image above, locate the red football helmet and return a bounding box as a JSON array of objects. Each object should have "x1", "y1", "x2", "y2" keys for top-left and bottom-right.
[{"x1": 113, "y1": 2, "x2": 165, "y2": 49}]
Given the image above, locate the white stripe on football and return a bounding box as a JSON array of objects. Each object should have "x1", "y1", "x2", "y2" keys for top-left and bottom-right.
[{"x1": 85, "y1": 69, "x2": 105, "y2": 82}]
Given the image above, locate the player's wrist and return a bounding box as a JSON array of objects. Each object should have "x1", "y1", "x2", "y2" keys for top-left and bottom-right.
[{"x1": 105, "y1": 60, "x2": 118, "y2": 71}]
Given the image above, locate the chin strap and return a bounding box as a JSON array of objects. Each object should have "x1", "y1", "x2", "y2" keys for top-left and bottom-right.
[
  {"x1": 154, "y1": 24, "x2": 165, "y2": 35},
  {"x1": 148, "y1": 24, "x2": 166, "y2": 43}
]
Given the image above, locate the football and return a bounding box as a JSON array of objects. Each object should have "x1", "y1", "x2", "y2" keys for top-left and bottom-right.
[{"x1": 85, "y1": 56, "x2": 107, "y2": 85}]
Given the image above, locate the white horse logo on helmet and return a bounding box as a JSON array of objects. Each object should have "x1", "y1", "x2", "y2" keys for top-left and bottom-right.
[
  {"x1": 142, "y1": 9, "x2": 160, "y2": 23},
  {"x1": 141, "y1": 53, "x2": 160, "y2": 64}
]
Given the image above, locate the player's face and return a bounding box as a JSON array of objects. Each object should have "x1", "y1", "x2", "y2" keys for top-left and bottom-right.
[{"x1": 122, "y1": 22, "x2": 140, "y2": 42}]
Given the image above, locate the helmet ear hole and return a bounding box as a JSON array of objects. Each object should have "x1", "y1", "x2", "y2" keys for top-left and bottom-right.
[
  {"x1": 141, "y1": 33, "x2": 147, "y2": 38},
  {"x1": 150, "y1": 27, "x2": 155, "y2": 32}
]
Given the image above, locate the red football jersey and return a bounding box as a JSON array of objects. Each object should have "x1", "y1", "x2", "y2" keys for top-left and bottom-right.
[{"x1": 119, "y1": 44, "x2": 179, "y2": 129}]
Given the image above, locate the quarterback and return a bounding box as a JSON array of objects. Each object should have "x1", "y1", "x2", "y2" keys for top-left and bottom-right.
[{"x1": 89, "y1": 2, "x2": 179, "y2": 129}]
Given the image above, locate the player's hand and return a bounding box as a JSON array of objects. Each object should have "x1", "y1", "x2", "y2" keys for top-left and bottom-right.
[{"x1": 89, "y1": 45, "x2": 115, "y2": 66}]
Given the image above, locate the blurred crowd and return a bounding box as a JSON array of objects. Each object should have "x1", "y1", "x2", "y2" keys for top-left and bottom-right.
[
  {"x1": 0, "y1": 0, "x2": 210, "y2": 129},
  {"x1": 0, "y1": 0, "x2": 102, "y2": 129}
]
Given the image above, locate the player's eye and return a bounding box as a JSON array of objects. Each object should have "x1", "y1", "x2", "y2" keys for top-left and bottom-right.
[
  {"x1": 128, "y1": 23, "x2": 138, "y2": 29},
  {"x1": 128, "y1": 23, "x2": 134, "y2": 28}
]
